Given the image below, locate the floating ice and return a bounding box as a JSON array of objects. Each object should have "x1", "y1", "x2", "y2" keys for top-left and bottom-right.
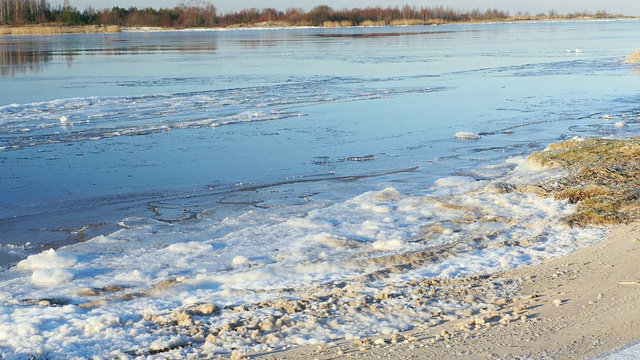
[
  {"x1": 615, "y1": 121, "x2": 627, "y2": 128},
  {"x1": 454, "y1": 131, "x2": 480, "y2": 140},
  {"x1": 59, "y1": 115, "x2": 68, "y2": 125},
  {"x1": 346, "y1": 155, "x2": 377, "y2": 162}
]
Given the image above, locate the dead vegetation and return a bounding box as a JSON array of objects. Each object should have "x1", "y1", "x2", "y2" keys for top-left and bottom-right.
[
  {"x1": 522, "y1": 137, "x2": 640, "y2": 226},
  {"x1": 623, "y1": 50, "x2": 640, "y2": 64},
  {"x1": 0, "y1": 25, "x2": 120, "y2": 36}
]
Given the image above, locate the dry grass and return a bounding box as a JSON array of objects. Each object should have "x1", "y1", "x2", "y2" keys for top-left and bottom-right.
[
  {"x1": 0, "y1": 25, "x2": 120, "y2": 36},
  {"x1": 389, "y1": 19, "x2": 427, "y2": 26},
  {"x1": 624, "y1": 50, "x2": 640, "y2": 64},
  {"x1": 360, "y1": 20, "x2": 387, "y2": 27},
  {"x1": 322, "y1": 20, "x2": 353, "y2": 28},
  {"x1": 521, "y1": 137, "x2": 640, "y2": 226}
]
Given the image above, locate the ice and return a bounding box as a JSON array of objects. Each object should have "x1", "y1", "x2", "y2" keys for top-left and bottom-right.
[
  {"x1": 2, "y1": 21, "x2": 640, "y2": 359},
  {"x1": 454, "y1": 131, "x2": 481, "y2": 140},
  {"x1": 434, "y1": 176, "x2": 476, "y2": 188},
  {"x1": 372, "y1": 238, "x2": 405, "y2": 251},
  {"x1": 166, "y1": 242, "x2": 213, "y2": 254},
  {"x1": 16, "y1": 249, "x2": 77, "y2": 270},
  {"x1": 230, "y1": 256, "x2": 249, "y2": 266},
  {"x1": 31, "y1": 269, "x2": 74, "y2": 287}
]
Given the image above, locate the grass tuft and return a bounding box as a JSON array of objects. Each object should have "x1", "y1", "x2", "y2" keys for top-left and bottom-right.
[
  {"x1": 520, "y1": 137, "x2": 640, "y2": 226},
  {"x1": 623, "y1": 50, "x2": 640, "y2": 64}
]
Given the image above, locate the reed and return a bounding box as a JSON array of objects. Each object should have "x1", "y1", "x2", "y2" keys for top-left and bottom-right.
[
  {"x1": 322, "y1": 20, "x2": 353, "y2": 28},
  {"x1": 360, "y1": 20, "x2": 387, "y2": 27},
  {"x1": 0, "y1": 25, "x2": 120, "y2": 36},
  {"x1": 389, "y1": 19, "x2": 427, "y2": 26}
]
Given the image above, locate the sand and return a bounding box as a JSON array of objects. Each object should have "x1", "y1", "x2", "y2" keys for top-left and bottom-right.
[{"x1": 256, "y1": 221, "x2": 640, "y2": 359}]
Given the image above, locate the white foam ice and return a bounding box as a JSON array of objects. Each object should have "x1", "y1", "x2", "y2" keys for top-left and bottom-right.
[
  {"x1": 0, "y1": 80, "x2": 438, "y2": 150},
  {"x1": 0, "y1": 156, "x2": 606, "y2": 358},
  {"x1": 454, "y1": 131, "x2": 481, "y2": 140},
  {"x1": 16, "y1": 249, "x2": 77, "y2": 270}
]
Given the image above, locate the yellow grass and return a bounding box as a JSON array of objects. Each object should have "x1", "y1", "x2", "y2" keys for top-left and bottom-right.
[
  {"x1": 322, "y1": 20, "x2": 353, "y2": 28},
  {"x1": 624, "y1": 50, "x2": 640, "y2": 64},
  {"x1": 0, "y1": 25, "x2": 120, "y2": 36},
  {"x1": 522, "y1": 137, "x2": 640, "y2": 226},
  {"x1": 360, "y1": 20, "x2": 387, "y2": 27},
  {"x1": 389, "y1": 19, "x2": 427, "y2": 26}
]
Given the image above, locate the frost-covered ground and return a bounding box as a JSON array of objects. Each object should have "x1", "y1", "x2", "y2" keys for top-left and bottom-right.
[{"x1": 1, "y1": 20, "x2": 640, "y2": 358}]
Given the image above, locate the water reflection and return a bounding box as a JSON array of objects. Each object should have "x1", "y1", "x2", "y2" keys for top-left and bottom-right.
[
  {"x1": 0, "y1": 33, "x2": 219, "y2": 77},
  {"x1": 0, "y1": 41, "x2": 53, "y2": 77}
]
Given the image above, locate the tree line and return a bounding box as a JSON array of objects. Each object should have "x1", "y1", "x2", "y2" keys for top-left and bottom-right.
[{"x1": 0, "y1": 0, "x2": 614, "y2": 27}]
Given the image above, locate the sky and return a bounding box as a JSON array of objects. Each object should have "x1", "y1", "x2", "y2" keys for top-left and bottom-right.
[{"x1": 53, "y1": 0, "x2": 640, "y2": 16}]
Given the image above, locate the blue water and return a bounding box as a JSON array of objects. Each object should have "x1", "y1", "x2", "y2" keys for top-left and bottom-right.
[
  {"x1": 2, "y1": 20, "x2": 640, "y2": 359},
  {"x1": 1, "y1": 20, "x2": 639, "y2": 256}
]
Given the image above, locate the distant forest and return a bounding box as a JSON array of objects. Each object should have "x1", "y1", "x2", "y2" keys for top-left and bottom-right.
[{"x1": 0, "y1": 0, "x2": 617, "y2": 28}]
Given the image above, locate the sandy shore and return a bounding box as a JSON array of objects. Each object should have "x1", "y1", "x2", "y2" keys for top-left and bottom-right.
[{"x1": 257, "y1": 221, "x2": 640, "y2": 359}]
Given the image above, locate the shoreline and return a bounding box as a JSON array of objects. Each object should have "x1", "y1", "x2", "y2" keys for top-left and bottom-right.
[
  {"x1": 258, "y1": 221, "x2": 640, "y2": 359},
  {"x1": 1, "y1": 17, "x2": 638, "y2": 36},
  {"x1": 0, "y1": 24, "x2": 121, "y2": 36}
]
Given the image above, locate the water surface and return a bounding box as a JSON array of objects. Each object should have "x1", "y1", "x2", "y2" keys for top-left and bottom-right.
[{"x1": 0, "y1": 20, "x2": 639, "y2": 358}]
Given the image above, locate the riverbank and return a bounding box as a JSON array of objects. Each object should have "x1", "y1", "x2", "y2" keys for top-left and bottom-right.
[
  {"x1": 244, "y1": 136, "x2": 640, "y2": 359},
  {"x1": 260, "y1": 220, "x2": 640, "y2": 359},
  {"x1": 0, "y1": 24, "x2": 120, "y2": 36},
  {"x1": 1, "y1": 16, "x2": 637, "y2": 36}
]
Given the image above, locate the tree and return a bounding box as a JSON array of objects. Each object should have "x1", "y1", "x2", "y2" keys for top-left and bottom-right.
[{"x1": 58, "y1": 6, "x2": 83, "y2": 25}]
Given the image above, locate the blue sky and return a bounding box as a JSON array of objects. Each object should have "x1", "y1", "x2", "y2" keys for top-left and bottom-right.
[{"x1": 56, "y1": 0, "x2": 640, "y2": 16}]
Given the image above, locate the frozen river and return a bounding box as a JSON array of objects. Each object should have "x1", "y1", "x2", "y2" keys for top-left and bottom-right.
[{"x1": 0, "y1": 20, "x2": 639, "y2": 358}]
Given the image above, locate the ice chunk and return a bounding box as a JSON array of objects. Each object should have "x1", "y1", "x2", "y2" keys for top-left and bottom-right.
[
  {"x1": 372, "y1": 239, "x2": 404, "y2": 251},
  {"x1": 84, "y1": 313, "x2": 121, "y2": 334},
  {"x1": 346, "y1": 155, "x2": 377, "y2": 161},
  {"x1": 232, "y1": 255, "x2": 248, "y2": 265},
  {"x1": 31, "y1": 268, "x2": 74, "y2": 286},
  {"x1": 166, "y1": 242, "x2": 212, "y2": 254},
  {"x1": 454, "y1": 131, "x2": 480, "y2": 140},
  {"x1": 615, "y1": 121, "x2": 626, "y2": 128},
  {"x1": 114, "y1": 270, "x2": 151, "y2": 283},
  {"x1": 434, "y1": 176, "x2": 475, "y2": 188},
  {"x1": 17, "y1": 249, "x2": 77, "y2": 270}
]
